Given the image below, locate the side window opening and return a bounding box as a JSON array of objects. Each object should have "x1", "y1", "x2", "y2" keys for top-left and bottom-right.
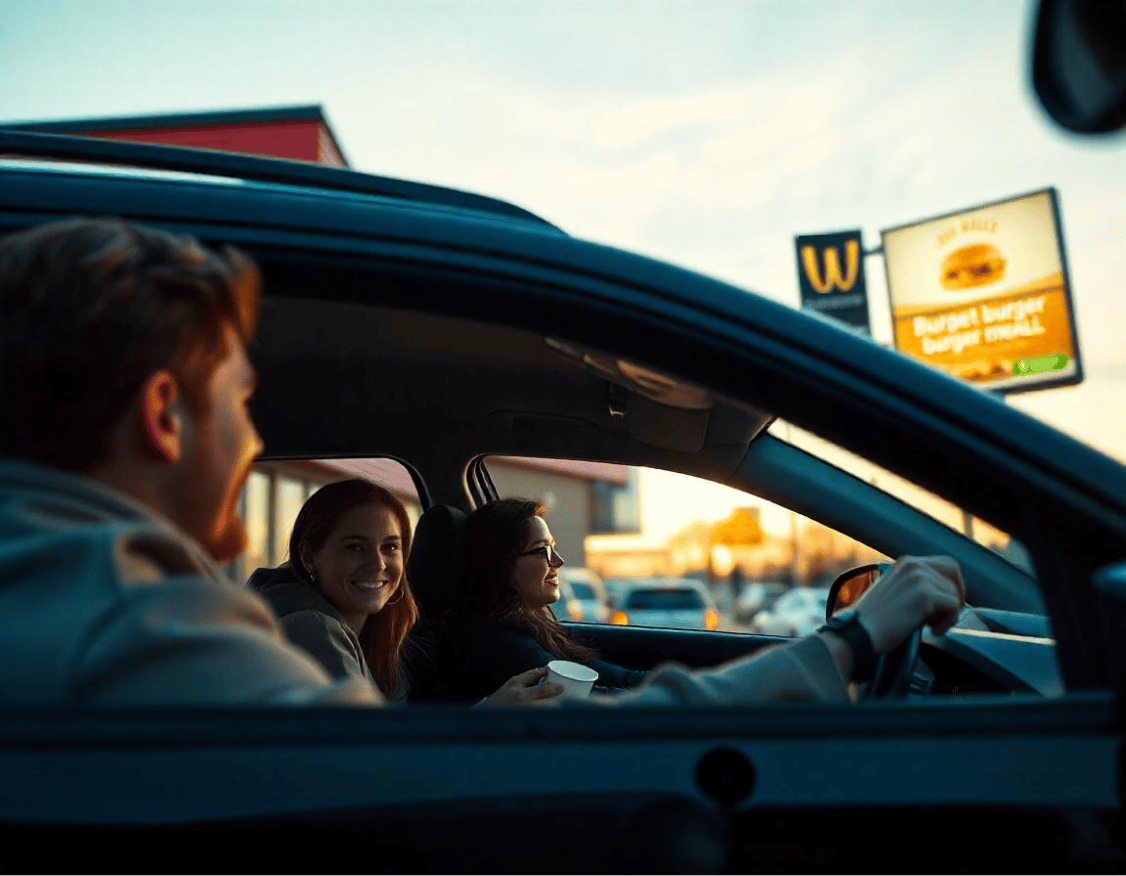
[{"x1": 484, "y1": 455, "x2": 884, "y2": 632}]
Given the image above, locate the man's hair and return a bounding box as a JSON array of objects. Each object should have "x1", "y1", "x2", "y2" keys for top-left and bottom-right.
[{"x1": 0, "y1": 217, "x2": 261, "y2": 471}]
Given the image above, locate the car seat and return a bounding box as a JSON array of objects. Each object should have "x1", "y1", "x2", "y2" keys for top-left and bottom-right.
[{"x1": 404, "y1": 503, "x2": 467, "y2": 703}]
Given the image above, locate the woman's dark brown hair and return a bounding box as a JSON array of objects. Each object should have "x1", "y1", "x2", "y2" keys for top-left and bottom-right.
[
  {"x1": 0, "y1": 216, "x2": 260, "y2": 471},
  {"x1": 289, "y1": 479, "x2": 420, "y2": 699},
  {"x1": 461, "y1": 498, "x2": 596, "y2": 663}
]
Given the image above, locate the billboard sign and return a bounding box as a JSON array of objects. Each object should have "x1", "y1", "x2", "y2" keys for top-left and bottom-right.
[
  {"x1": 795, "y1": 230, "x2": 870, "y2": 334},
  {"x1": 881, "y1": 188, "x2": 1081, "y2": 393}
]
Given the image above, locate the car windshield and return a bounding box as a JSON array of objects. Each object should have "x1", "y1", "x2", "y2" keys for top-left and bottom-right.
[{"x1": 569, "y1": 582, "x2": 597, "y2": 601}]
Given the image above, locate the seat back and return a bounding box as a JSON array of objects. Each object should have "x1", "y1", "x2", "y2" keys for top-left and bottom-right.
[
  {"x1": 408, "y1": 504, "x2": 467, "y2": 620},
  {"x1": 405, "y1": 504, "x2": 467, "y2": 703}
]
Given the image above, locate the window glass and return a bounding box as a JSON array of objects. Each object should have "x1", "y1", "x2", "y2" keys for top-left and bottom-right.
[
  {"x1": 487, "y1": 455, "x2": 885, "y2": 631},
  {"x1": 767, "y1": 419, "x2": 1031, "y2": 573}
]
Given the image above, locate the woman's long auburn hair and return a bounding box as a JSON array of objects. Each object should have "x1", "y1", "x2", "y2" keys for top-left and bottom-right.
[
  {"x1": 288, "y1": 479, "x2": 420, "y2": 698},
  {"x1": 461, "y1": 498, "x2": 596, "y2": 663}
]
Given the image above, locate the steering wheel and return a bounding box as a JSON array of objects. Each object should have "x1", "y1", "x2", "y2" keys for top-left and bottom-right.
[
  {"x1": 862, "y1": 625, "x2": 921, "y2": 699},
  {"x1": 827, "y1": 562, "x2": 922, "y2": 700}
]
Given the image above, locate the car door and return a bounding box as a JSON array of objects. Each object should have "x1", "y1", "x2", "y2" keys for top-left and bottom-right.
[{"x1": 3, "y1": 148, "x2": 1125, "y2": 871}]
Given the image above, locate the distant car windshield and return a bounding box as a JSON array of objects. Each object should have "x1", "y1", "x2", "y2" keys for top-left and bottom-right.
[
  {"x1": 626, "y1": 588, "x2": 704, "y2": 611},
  {"x1": 570, "y1": 582, "x2": 597, "y2": 600}
]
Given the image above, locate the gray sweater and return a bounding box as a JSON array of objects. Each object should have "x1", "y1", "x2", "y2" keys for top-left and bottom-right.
[{"x1": 248, "y1": 564, "x2": 383, "y2": 693}]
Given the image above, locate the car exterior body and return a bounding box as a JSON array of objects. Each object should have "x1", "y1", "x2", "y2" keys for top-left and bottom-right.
[
  {"x1": 557, "y1": 566, "x2": 611, "y2": 623},
  {"x1": 732, "y1": 580, "x2": 789, "y2": 626},
  {"x1": 1, "y1": 129, "x2": 1126, "y2": 871},
  {"x1": 611, "y1": 578, "x2": 721, "y2": 631},
  {"x1": 750, "y1": 587, "x2": 832, "y2": 638}
]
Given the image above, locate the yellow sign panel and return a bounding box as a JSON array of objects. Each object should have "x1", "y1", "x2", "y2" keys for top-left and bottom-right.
[
  {"x1": 712, "y1": 507, "x2": 763, "y2": 547},
  {"x1": 881, "y1": 189, "x2": 1081, "y2": 393}
]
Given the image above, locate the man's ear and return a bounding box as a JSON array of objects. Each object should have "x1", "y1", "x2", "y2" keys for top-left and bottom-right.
[{"x1": 138, "y1": 370, "x2": 186, "y2": 464}]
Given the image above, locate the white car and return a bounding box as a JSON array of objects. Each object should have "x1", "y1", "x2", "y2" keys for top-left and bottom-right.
[
  {"x1": 610, "y1": 578, "x2": 720, "y2": 631},
  {"x1": 733, "y1": 580, "x2": 788, "y2": 625},
  {"x1": 557, "y1": 567, "x2": 611, "y2": 623},
  {"x1": 751, "y1": 587, "x2": 832, "y2": 638}
]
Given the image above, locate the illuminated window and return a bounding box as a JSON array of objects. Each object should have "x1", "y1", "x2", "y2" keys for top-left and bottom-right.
[
  {"x1": 242, "y1": 470, "x2": 270, "y2": 576},
  {"x1": 273, "y1": 476, "x2": 307, "y2": 566}
]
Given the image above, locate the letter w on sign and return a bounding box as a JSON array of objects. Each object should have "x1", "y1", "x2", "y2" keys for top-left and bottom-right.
[{"x1": 795, "y1": 230, "x2": 870, "y2": 335}]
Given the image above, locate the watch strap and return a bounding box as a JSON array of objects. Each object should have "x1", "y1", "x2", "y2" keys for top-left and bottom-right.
[{"x1": 818, "y1": 610, "x2": 879, "y2": 682}]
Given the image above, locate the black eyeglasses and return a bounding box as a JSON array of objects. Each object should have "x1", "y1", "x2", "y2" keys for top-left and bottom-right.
[{"x1": 515, "y1": 545, "x2": 565, "y2": 567}]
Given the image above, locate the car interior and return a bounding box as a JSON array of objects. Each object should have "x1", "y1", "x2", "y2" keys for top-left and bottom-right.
[{"x1": 250, "y1": 263, "x2": 1059, "y2": 703}]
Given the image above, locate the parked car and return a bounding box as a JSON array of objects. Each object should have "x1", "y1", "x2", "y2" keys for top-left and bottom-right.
[
  {"x1": 609, "y1": 578, "x2": 721, "y2": 631},
  {"x1": 750, "y1": 587, "x2": 832, "y2": 638},
  {"x1": 3, "y1": 35, "x2": 1126, "y2": 864},
  {"x1": 557, "y1": 566, "x2": 611, "y2": 623},
  {"x1": 603, "y1": 577, "x2": 638, "y2": 610},
  {"x1": 732, "y1": 580, "x2": 788, "y2": 626}
]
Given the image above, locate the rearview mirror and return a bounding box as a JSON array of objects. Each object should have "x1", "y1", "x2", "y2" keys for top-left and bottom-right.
[
  {"x1": 1032, "y1": 0, "x2": 1126, "y2": 134},
  {"x1": 826, "y1": 562, "x2": 891, "y2": 620}
]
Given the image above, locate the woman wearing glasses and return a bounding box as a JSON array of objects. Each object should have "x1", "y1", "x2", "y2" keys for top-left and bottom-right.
[{"x1": 443, "y1": 498, "x2": 648, "y2": 703}]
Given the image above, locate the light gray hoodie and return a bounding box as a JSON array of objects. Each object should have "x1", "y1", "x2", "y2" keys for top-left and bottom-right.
[
  {"x1": 248, "y1": 563, "x2": 380, "y2": 691},
  {"x1": 0, "y1": 460, "x2": 378, "y2": 706}
]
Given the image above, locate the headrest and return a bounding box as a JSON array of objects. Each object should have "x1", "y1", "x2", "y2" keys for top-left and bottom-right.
[{"x1": 407, "y1": 504, "x2": 467, "y2": 619}]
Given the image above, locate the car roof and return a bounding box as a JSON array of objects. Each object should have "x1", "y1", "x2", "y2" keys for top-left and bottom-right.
[{"x1": 0, "y1": 129, "x2": 563, "y2": 231}]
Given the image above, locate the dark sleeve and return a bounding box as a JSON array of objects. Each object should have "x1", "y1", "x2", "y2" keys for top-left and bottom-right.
[
  {"x1": 588, "y1": 658, "x2": 648, "y2": 694},
  {"x1": 442, "y1": 621, "x2": 555, "y2": 703}
]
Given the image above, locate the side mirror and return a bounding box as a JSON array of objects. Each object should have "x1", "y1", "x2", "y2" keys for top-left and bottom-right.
[
  {"x1": 826, "y1": 562, "x2": 891, "y2": 620},
  {"x1": 1032, "y1": 0, "x2": 1126, "y2": 134}
]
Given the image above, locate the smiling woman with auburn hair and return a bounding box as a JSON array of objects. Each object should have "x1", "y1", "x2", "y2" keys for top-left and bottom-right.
[{"x1": 249, "y1": 479, "x2": 420, "y2": 701}]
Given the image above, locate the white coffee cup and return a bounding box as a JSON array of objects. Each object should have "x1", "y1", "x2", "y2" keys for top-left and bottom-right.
[{"x1": 541, "y1": 659, "x2": 599, "y2": 697}]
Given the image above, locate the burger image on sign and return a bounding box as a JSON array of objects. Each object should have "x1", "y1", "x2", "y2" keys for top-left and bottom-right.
[{"x1": 940, "y1": 243, "x2": 1007, "y2": 290}]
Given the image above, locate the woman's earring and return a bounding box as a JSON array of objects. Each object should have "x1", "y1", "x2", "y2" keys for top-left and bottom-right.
[{"x1": 307, "y1": 566, "x2": 317, "y2": 585}]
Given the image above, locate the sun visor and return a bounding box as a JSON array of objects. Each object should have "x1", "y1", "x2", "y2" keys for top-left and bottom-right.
[{"x1": 626, "y1": 394, "x2": 711, "y2": 452}]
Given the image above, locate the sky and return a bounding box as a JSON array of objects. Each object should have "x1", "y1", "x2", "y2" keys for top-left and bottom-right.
[{"x1": 4, "y1": 0, "x2": 1125, "y2": 545}]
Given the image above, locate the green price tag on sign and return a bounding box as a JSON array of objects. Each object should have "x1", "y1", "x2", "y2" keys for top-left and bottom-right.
[{"x1": 1014, "y1": 353, "x2": 1069, "y2": 375}]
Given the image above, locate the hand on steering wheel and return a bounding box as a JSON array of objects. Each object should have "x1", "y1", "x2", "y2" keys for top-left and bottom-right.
[{"x1": 851, "y1": 556, "x2": 964, "y2": 698}]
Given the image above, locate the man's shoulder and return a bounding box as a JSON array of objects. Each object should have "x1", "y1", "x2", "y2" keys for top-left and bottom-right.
[{"x1": 0, "y1": 458, "x2": 223, "y2": 588}]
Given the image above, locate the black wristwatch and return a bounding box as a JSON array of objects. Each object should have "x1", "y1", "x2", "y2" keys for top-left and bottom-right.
[{"x1": 818, "y1": 609, "x2": 878, "y2": 682}]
